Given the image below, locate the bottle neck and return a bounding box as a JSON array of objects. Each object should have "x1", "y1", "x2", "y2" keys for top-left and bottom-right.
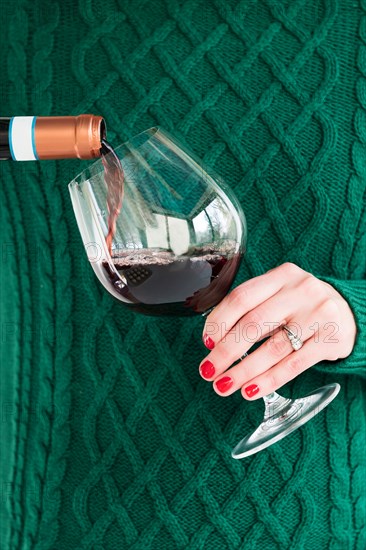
[
  {"x1": 0, "y1": 115, "x2": 105, "y2": 160},
  {"x1": 0, "y1": 118, "x2": 12, "y2": 160}
]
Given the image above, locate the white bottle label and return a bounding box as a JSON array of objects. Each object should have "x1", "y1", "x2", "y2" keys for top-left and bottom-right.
[{"x1": 9, "y1": 116, "x2": 38, "y2": 161}]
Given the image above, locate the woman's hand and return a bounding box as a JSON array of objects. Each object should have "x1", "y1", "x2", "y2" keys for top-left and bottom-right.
[{"x1": 199, "y1": 263, "x2": 357, "y2": 399}]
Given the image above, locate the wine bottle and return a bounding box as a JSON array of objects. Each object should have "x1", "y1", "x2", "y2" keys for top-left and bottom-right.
[{"x1": 0, "y1": 115, "x2": 105, "y2": 160}]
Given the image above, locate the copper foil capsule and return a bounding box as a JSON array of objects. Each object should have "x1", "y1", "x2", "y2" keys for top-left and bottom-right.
[{"x1": 35, "y1": 114, "x2": 105, "y2": 160}]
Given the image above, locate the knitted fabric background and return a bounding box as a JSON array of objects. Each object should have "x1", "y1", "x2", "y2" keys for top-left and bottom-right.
[{"x1": 0, "y1": 0, "x2": 365, "y2": 549}]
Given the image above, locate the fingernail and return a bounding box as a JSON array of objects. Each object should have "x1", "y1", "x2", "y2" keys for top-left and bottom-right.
[
  {"x1": 203, "y1": 333, "x2": 215, "y2": 349},
  {"x1": 216, "y1": 376, "x2": 233, "y2": 393},
  {"x1": 245, "y1": 384, "x2": 259, "y2": 398},
  {"x1": 200, "y1": 360, "x2": 215, "y2": 379}
]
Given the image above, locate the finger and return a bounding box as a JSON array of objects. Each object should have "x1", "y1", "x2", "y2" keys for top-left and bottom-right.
[
  {"x1": 208, "y1": 317, "x2": 314, "y2": 394},
  {"x1": 202, "y1": 263, "x2": 307, "y2": 349},
  {"x1": 202, "y1": 287, "x2": 308, "y2": 375},
  {"x1": 240, "y1": 339, "x2": 324, "y2": 400},
  {"x1": 202, "y1": 268, "x2": 285, "y2": 348}
]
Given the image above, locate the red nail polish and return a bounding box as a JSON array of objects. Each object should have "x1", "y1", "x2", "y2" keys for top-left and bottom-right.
[
  {"x1": 245, "y1": 384, "x2": 259, "y2": 398},
  {"x1": 200, "y1": 360, "x2": 215, "y2": 379},
  {"x1": 216, "y1": 376, "x2": 233, "y2": 393},
  {"x1": 203, "y1": 333, "x2": 215, "y2": 349}
]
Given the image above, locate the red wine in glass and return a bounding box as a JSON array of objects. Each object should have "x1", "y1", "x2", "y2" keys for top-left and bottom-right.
[
  {"x1": 101, "y1": 248, "x2": 242, "y2": 316},
  {"x1": 99, "y1": 137, "x2": 242, "y2": 315}
]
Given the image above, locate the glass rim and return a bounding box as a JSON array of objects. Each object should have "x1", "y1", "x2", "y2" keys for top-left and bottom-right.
[{"x1": 68, "y1": 125, "x2": 246, "y2": 233}]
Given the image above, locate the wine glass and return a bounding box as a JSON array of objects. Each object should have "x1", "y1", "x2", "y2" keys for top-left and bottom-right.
[{"x1": 68, "y1": 127, "x2": 340, "y2": 458}]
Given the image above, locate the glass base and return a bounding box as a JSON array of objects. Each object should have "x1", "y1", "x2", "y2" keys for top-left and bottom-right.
[{"x1": 231, "y1": 383, "x2": 340, "y2": 459}]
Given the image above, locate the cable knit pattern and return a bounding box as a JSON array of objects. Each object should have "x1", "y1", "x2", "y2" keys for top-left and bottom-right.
[
  {"x1": 28, "y1": 6, "x2": 73, "y2": 550},
  {"x1": 5, "y1": 4, "x2": 32, "y2": 549},
  {"x1": 0, "y1": 1, "x2": 365, "y2": 549}
]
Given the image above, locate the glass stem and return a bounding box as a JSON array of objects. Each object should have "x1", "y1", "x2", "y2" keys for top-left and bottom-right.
[{"x1": 263, "y1": 392, "x2": 292, "y2": 421}]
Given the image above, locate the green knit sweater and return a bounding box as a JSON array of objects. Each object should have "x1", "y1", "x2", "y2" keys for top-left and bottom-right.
[{"x1": 0, "y1": 1, "x2": 365, "y2": 548}]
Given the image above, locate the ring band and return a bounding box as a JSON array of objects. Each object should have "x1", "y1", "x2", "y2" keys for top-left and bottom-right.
[{"x1": 283, "y1": 325, "x2": 303, "y2": 351}]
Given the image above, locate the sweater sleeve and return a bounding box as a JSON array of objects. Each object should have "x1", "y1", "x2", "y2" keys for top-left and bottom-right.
[{"x1": 315, "y1": 277, "x2": 366, "y2": 378}]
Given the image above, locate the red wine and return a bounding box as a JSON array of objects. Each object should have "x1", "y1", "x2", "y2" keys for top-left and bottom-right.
[
  {"x1": 101, "y1": 139, "x2": 124, "y2": 255},
  {"x1": 100, "y1": 248, "x2": 241, "y2": 316},
  {"x1": 98, "y1": 142, "x2": 241, "y2": 316}
]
